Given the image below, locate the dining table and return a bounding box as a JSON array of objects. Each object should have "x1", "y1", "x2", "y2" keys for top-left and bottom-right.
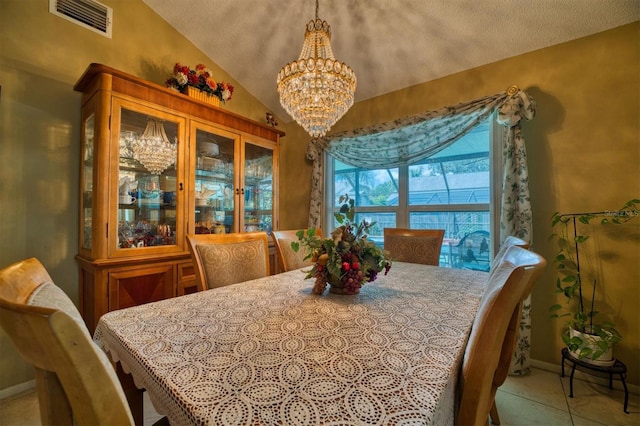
[{"x1": 94, "y1": 262, "x2": 488, "y2": 425}]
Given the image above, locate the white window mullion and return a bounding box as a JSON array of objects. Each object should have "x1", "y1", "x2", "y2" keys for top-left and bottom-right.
[
  {"x1": 490, "y1": 116, "x2": 504, "y2": 257},
  {"x1": 396, "y1": 165, "x2": 409, "y2": 228}
]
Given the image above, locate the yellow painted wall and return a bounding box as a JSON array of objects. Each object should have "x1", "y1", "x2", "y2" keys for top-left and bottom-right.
[
  {"x1": 278, "y1": 122, "x2": 314, "y2": 227},
  {"x1": 280, "y1": 22, "x2": 640, "y2": 385},
  {"x1": 0, "y1": 0, "x2": 281, "y2": 391},
  {"x1": 1, "y1": 0, "x2": 637, "y2": 392}
]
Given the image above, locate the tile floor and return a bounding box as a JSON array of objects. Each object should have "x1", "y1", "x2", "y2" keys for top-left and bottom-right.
[
  {"x1": 494, "y1": 368, "x2": 638, "y2": 426},
  {"x1": 0, "y1": 367, "x2": 637, "y2": 425}
]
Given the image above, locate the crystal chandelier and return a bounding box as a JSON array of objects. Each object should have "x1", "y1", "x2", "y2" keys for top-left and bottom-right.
[
  {"x1": 131, "y1": 118, "x2": 176, "y2": 175},
  {"x1": 277, "y1": 0, "x2": 356, "y2": 138}
]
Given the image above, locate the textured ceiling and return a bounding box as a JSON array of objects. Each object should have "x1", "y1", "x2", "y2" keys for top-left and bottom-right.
[{"x1": 143, "y1": 0, "x2": 638, "y2": 123}]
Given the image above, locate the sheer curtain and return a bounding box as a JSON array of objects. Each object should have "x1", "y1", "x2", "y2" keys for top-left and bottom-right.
[{"x1": 306, "y1": 86, "x2": 537, "y2": 374}]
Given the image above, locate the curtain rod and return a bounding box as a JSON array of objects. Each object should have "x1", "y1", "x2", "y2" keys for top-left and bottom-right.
[{"x1": 506, "y1": 85, "x2": 519, "y2": 95}]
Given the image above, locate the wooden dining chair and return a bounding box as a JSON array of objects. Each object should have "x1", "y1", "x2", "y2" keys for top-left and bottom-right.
[
  {"x1": 456, "y1": 246, "x2": 546, "y2": 426},
  {"x1": 383, "y1": 228, "x2": 445, "y2": 266},
  {"x1": 186, "y1": 232, "x2": 270, "y2": 291},
  {"x1": 484, "y1": 235, "x2": 530, "y2": 424},
  {"x1": 0, "y1": 258, "x2": 134, "y2": 426},
  {"x1": 272, "y1": 228, "x2": 322, "y2": 272}
]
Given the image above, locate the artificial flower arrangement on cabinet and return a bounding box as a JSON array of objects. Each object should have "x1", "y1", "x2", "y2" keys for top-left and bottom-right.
[
  {"x1": 165, "y1": 63, "x2": 234, "y2": 103},
  {"x1": 293, "y1": 195, "x2": 392, "y2": 295}
]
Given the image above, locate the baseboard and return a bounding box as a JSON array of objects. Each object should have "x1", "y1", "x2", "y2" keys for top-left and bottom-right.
[
  {"x1": 0, "y1": 380, "x2": 36, "y2": 400},
  {"x1": 531, "y1": 358, "x2": 639, "y2": 395}
]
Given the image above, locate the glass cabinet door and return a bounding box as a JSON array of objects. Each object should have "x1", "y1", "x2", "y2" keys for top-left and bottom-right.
[
  {"x1": 112, "y1": 101, "x2": 184, "y2": 256},
  {"x1": 193, "y1": 125, "x2": 238, "y2": 234},
  {"x1": 81, "y1": 113, "x2": 95, "y2": 251},
  {"x1": 244, "y1": 141, "x2": 275, "y2": 235}
]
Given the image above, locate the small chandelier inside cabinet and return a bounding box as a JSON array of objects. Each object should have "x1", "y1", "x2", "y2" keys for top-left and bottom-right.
[{"x1": 130, "y1": 118, "x2": 176, "y2": 175}]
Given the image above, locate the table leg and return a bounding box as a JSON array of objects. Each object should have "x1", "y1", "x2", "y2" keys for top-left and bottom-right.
[
  {"x1": 489, "y1": 400, "x2": 501, "y2": 425},
  {"x1": 115, "y1": 362, "x2": 144, "y2": 425}
]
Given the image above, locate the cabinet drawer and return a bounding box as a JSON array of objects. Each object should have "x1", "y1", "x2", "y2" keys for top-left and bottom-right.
[{"x1": 108, "y1": 264, "x2": 175, "y2": 310}]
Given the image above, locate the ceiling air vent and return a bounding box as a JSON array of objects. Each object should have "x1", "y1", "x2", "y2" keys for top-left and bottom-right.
[{"x1": 49, "y1": 0, "x2": 112, "y2": 38}]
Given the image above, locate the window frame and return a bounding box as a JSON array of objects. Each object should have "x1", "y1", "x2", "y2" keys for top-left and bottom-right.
[{"x1": 323, "y1": 115, "x2": 503, "y2": 257}]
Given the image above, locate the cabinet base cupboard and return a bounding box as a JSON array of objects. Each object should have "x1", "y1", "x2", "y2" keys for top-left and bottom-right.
[{"x1": 75, "y1": 64, "x2": 284, "y2": 333}]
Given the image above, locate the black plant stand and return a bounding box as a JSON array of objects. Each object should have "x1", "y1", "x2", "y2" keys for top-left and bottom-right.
[{"x1": 561, "y1": 347, "x2": 629, "y2": 414}]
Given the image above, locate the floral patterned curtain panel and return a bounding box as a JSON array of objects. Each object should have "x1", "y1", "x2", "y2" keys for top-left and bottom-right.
[
  {"x1": 496, "y1": 89, "x2": 537, "y2": 375},
  {"x1": 306, "y1": 86, "x2": 537, "y2": 375}
]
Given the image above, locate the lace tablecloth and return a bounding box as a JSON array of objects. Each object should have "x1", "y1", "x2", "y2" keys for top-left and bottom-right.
[{"x1": 94, "y1": 262, "x2": 487, "y2": 425}]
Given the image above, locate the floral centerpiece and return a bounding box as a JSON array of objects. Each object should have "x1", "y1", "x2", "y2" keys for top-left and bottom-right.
[
  {"x1": 293, "y1": 195, "x2": 392, "y2": 295},
  {"x1": 165, "y1": 63, "x2": 234, "y2": 103}
]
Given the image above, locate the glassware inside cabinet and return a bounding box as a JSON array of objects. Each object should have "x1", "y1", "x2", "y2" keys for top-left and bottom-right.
[
  {"x1": 244, "y1": 143, "x2": 274, "y2": 235},
  {"x1": 81, "y1": 114, "x2": 95, "y2": 250},
  {"x1": 194, "y1": 128, "x2": 235, "y2": 234},
  {"x1": 117, "y1": 108, "x2": 179, "y2": 249}
]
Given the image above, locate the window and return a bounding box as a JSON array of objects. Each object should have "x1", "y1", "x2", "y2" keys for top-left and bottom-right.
[{"x1": 324, "y1": 118, "x2": 501, "y2": 270}]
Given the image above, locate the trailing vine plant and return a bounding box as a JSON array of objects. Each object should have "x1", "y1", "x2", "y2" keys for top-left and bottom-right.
[{"x1": 549, "y1": 198, "x2": 639, "y2": 360}]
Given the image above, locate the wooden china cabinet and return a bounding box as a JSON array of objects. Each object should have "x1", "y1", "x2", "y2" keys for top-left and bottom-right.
[{"x1": 75, "y1": 63, "x2": 284, "y2": 333}]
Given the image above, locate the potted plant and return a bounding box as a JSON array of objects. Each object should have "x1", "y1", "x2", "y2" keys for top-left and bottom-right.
[
  {"x1": 549, "y1": 198, "x2": 639, "y2": 365},
  {"x1": 292, "y1": 195, "x2": 392, "y2": 295}
]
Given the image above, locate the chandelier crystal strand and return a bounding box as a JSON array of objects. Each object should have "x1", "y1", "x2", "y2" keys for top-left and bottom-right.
[
  {"x1": 131, "y1": 118, "x2": 176, "y2": 175},
  {"x1": 277, "y1": 0, "x2": 356, "y2": 138}
]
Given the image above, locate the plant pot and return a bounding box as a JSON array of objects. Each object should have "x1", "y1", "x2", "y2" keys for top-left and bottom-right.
[
  {"x1": 183, "y1": 86, "x2": 220, "y2": 107},
  {"x1": 568, "y1": 328, "x2": 615, "y2": 367}
]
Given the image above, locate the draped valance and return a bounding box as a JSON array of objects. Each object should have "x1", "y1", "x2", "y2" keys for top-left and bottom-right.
[{"x1": 305, "y1": 86, "x2": 535, "y2": 228}]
